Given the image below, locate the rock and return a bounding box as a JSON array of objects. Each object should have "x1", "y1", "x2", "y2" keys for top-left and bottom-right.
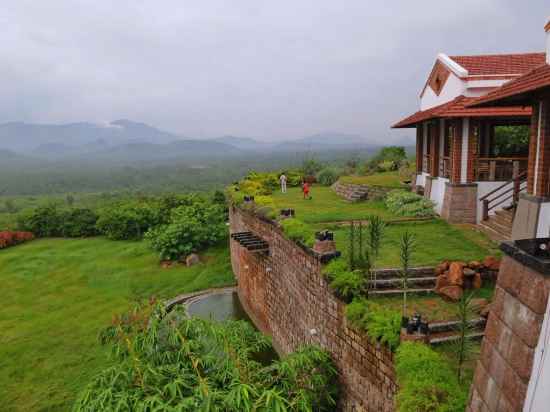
[
  {"x1": 463, "y1": 268, "x2": 476, "y2": 277},
  {"x1": 161, "y1": 260, "x2": 173, "y2": 269},
  {"x1": 483, "y1": 256, "x2": 501, "y2": 271},
  {"x1": 439, "y1": 285, "x2": 463, "y2": 302},
  {"x1": 435, "y1": 261, "x2": 450, "y2": 275},
  {"x1": 471, "y1": 298, "x2": 489, "y2": 313},
  {"x1": 473, "y1": 273, "x2": 482, "y2": 289},
  {"x1": 468, "y1": 260, "x2": 482, "y2": 269},
  {"x1": 185, "y1": 253, "x2": 200, "y2": 267},
  {"x1": 448, "y1": 262, "x2": 465, "y2": 286},
  {"x1": 435, "y1": 274, "x2": 451, "y2": 293}
]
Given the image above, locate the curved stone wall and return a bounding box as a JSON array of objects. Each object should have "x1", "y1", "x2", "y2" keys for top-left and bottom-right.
[
  {"x1": 229, "y1": 206, "x2": 397, "y2": 412},
  {"x1": 332, "y1": 181, "x2": 393, "y2": 202}
]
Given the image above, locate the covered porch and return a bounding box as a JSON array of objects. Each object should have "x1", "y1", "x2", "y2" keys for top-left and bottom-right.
[{"x1": 393, "y1": 96, "x2": 532, "y2": 224}]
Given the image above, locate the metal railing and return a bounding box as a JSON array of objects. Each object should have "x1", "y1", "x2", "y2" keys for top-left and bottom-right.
[{"x1": 480, "y1": 171, "x2": 527, "y2": 221}]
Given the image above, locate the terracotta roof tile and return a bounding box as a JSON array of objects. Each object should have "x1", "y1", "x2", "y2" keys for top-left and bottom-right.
[
  {"x1": 449, "y1": 53, "x2": 545, "y2": 76},
  {"x1": 468, "y1": 64, "x2": 550, "y2": 107},
  {"x1": 392, "y1": 96, "x2": 531, "y2": 128}
]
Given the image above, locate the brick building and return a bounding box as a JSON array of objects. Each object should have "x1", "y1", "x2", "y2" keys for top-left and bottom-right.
[{"x1": 393, "y1": 52, "x2": 545, "y2": 225}]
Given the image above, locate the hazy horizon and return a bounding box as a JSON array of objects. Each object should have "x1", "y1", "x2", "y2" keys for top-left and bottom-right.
[{"x1": 4, "y1": 1, "x2": 549, "y2": 144}]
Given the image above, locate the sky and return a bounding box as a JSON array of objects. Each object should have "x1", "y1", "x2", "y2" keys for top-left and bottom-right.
[{"x1": 3, "y1": 1, "x2": 549, "y2": 143}]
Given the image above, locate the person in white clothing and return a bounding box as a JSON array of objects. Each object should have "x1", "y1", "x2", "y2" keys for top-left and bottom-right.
[{"x1": 279, "y1": 173, "x2": 287, "y2": 193}]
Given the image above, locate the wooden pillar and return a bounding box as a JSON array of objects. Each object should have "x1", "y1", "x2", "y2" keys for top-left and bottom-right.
[
  {"x1": 416, "y1": 124, "x2": 423, "y2": 174},
  {"x1": 467, "y1": 119, "x2": 480, "y2": 183},
  {"x1": 430, "y1": 121, "x2": 440, "y2": 177},
  {"x1": 450, "y1": 119, "x2": 463, "y2": 183},
  {"x1": 532, "y1": 98, "x2": 550, "y2": 197}
]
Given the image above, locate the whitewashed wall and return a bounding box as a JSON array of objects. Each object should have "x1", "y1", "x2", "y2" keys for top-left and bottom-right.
[
  {"x1": 429, "y1": 177, "x2": 448, "y2": 214},
  {"x1": 475, "y1": 181, "x2": 515, "y2": 223},
  {"x1": 536, "y1": 203, "x2": 550, "y2": 238}
]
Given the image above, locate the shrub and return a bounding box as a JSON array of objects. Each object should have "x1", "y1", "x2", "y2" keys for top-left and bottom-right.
[
  {"x1": 329, "y1": 271, "x2": 362, "y2": 303},
  {"x1": 280, "y1": 218, "x2": 314, "y2": 247},
  {"x1": 17, "y1": 204, "x2": 64, "y2": 237},
  {"x1": 0, "y1": 231, "x2": 34, "y2": 249},
  {"x1": 385, "y1": 190, "x2": 435, "y2": 217},
  {"x1": 76, "y1": 303, "x2": 339, "y2": 411},
  {"x1": 316, "y1": 167, "x2": 341, "y2": 186},
  {"x1": 60, "y1": 208, "x2": 98, "y2": 237},
  {"x1": 346, "y1": 299, "x2": 401, "y2": 350},
  {"x1": 395, "y1": 342, "x2": 468, "y2": 412},
  {"x1": 145, "y1": 202, "x2": 226, "y2": 261},
  {"x1": 96, "y1": 201, "x2": 163, "y2": 240}
]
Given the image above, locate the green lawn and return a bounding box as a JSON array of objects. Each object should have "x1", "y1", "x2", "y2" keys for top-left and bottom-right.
[
  {"x1": 272, "y1": 186, "x2": 400, "y2": 223},
  {"x1": 338, "y1": 171, "x2": 404, "y2": 188},
  {"x1": 327, "y1": 220, "x2": 495, "y2": 268},
  {"x1": 0, "y1": 238, "x2": 234, "y2": 412}
]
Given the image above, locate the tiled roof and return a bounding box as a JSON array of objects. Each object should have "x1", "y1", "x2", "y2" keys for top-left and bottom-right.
[
  {"x1": 468, "y1": 64, "x2": 550, "y2": 107},
  {"x1": 449, "y1": 53, "x2": 546, "y2": 76},
  {"x1": 392, "y1": 96, "x2": 532, "y2": 128}
]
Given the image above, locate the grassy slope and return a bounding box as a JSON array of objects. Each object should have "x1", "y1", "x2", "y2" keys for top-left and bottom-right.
[
  {"x1": 272, "y1": 186, "x2": 400, "y2": 223},
  {"x1": 0, "y1": 238, "x2": 234, "y2": 412},
  {"x1": 338, "y1": 171, "x2": 404, "y2": 188}
]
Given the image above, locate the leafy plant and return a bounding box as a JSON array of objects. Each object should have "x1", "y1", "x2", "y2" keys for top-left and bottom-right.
[
  {"x1": 367, "y1": 216, "x2": 385, "y2": 290},
  {"x1": 346, "y1": 299, "x2": 401, "y2": 350},
  {"x1": 145, "y1": 202, "x2": 226, "y2": 261},
  {"x1": 96, "y1": 201, "x2": 163, "y2": 240},
  {"x1": 399, "y1": 231, "x2": 416, "y2": 317},
  {"x1": 17, "y1": 204, "x2": 64, "y2": 237},
  {"x1": 395, "y1": 342, "x2": 467, "y2": 412},
  {"x1": 60, "y1": 208, "x2": 98, "y2": 237},
  {"x1": 280, "y1": 218, "x2": 314, "y2": 247},
  {"x1": 449, "y1": 292, "x2": 478, "y2": 383},
  {"x1": 330, "y1": 271, "x2": 362, "y2": 303},
  {"x1": 75, "y1": 303, "x2": 339, "y2": 411},
  {"x1": 316, "y1": 167, "x2": 341, "y2": 186},
  {"x1": 385, "y1": 190, "x2": 435, "y2": 217}
]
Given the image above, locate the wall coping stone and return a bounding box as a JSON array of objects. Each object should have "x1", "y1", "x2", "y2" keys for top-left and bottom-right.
[{"x1": 500, "y1": 241, "x2": 550, "y2": 276}]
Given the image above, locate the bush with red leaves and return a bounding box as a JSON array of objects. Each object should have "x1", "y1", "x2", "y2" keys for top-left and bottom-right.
[{"x1": 0, "y1": 231, "x2": 34, "y2": 249}]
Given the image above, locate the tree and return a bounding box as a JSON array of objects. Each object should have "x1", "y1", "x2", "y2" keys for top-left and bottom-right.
[
  {"x1": 451, "y1": 292, "x2": 477, "y2": 383},
  {"x1": 493, "y1": 125, "x2": 530, "y2": 156},
  {"x1": 367, "y1": 216, "x2": 386, "y2": 290},
  {"x1": 399, "y1": 231, "x2": 416, "y2": 317}
]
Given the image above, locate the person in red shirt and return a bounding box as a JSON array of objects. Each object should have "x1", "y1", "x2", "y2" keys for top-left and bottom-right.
[{"x1": 302, "y1": 181, "x2": 310, "y2": 199}]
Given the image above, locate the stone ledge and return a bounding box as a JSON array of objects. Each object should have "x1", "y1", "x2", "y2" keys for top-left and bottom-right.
[{"x1": 500, "y1": 241, "x2": 550, "y2": 276}]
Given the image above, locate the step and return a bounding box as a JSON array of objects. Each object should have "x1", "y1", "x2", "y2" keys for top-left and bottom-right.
[
  {"x1": 373, "y1": 267, "x2": 435, "y2": 280},
  {"x1": 494, "y1": 209, "x2": 514, "y2": 222},
  {"x1": 368, "y1": 288, "x2": 434, "y2": 297},
  {"x1": 429, "y1": 331, "x2": 485, "y2": 345},
  {"x1": 483, "y1": 220, "x2": 511, "y2": 237},
  {"x1": 368, "y1": 276, "x2": 437, "y2": 289},
  {"x1": 429, "y1": 318, "x2": 486, "y2": 333},
  {"x1": 477, "y1": 223, "x2": 508, "y2": 242}
]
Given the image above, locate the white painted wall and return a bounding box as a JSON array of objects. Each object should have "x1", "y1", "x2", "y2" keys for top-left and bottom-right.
[
  {"x1": 524, "y1": 295, "x2": 550, "y2": 411},
  {"x1": 415, "y1": 172, "x2": 429, "y2": 188},
  {"x1": 536, "y1": 202, "x2": 550, "y2": 238},
  {"x1": 421, "y1": 73, "x2": 465, "y2": 110},
  {"x1": 429, "y1": 177, "x2": 448, "y2": 214},
  {"x1": 476, "y1": 181, "x2": 516, "y2": 223}
]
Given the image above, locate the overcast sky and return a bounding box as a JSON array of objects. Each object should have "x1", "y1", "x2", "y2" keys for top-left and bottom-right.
[{"x1": 3, "y1": 1, "x2": 549, "y2": 143}]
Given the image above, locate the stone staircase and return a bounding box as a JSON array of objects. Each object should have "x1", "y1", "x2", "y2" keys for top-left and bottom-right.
[
  {"x1": 368, "y1": 267, "x2": 436, "y2": 297},
  {"x1": 428, "y1": 318, "x2": 486, "y2": 345},
  {"x1": 477, "y1": 208, "x2": 514, "y2": 241}
]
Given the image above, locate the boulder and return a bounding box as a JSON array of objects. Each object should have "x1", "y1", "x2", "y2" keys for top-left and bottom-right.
[
  {"x1": 186, "y1": 253, "x2": 200, "y2": 267},
  {"x1": 448, "y1": 262, "x2": 464, "y2": 286},
  {"x1": 435, "y1": 261, "x2": 450, "y2": 275},
  {"x1": 473, "y1": 273, "x2": 482, "y2": 289},
  {"x1": 480, "y1": 303, "x2": 492, "y2": 318},
  {"x1": 439, "y1": 285, "x2": 463, "y2": 302},
  {"x1": 435, "y1": 274, "x2": 451, "y2": 293},
  {"x1": 468, "y1": 260, "x2": 482, "y2": 269},
  {"x1": 463, "y1": 268, "x2": 476, "y2": 277},
  {"x1": 483, "y1": 256, "x2": 501, "y2": 271},
  {"x1": 161, "y1": 260, "x2": 173, "y2": 269}
]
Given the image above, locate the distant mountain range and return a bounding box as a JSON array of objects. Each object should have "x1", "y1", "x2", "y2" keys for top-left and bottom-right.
[{"x1": 0, "y1": 120, "x2": 401, "y2": 164}]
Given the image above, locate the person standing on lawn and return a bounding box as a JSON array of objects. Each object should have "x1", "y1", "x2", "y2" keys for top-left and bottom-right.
[
  {"x1": 302, "y1": 181, "x2": 310, "y2": 199},
  {"x1": 279, "y1": 173, "x2": 287, "y2": 193}
]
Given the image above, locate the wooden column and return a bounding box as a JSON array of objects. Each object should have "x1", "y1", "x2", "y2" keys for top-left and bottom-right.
[
  {"x1": 416, "y1": 124, "x2": 423, "y2": 174},
  {"x1": 430, "y1": 121, "x2": 440, "y2": 177},
  {"x1": 467, "y1": 119, "x2": 480, "y2": 183},
  {"x1": 450, "y1": 119, "x2": 463, "y2": 183}
]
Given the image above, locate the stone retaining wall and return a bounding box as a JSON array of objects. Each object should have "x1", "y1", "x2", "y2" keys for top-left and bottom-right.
[
  {"x1": 230, "y1": 206, "x2": 397, "y2": 411},
  {"x1": 332, "y1": 181, "x2": 393, "y2": 202}
]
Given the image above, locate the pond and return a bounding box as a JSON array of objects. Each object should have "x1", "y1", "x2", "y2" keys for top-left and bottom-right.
[{"x1": 187, "y1": 290, "x2": 279, "y2": 363}]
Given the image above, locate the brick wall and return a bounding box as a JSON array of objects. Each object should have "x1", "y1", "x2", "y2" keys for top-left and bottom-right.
[
  {"x1": 451, "y1": 119, "x2": 463, "y2": 184},
  {"x1": 468, "y1": 252, "x2": 550, "y2": 412},
  {"x1": 440, "y1": 182, "x2": 478, "y2": 223},
  {"x1": 416, "y1": 124, "x2": 423, "y2": 174},
  {"x1": 430, "y1": 122, "x2": 440, "y2": 177},
  {"x1": 467, "y1": 119, "x2": 479, "y2": 183},
  {"x1": 230, "y1": 206, "x2": 397, "y2": 411}
]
